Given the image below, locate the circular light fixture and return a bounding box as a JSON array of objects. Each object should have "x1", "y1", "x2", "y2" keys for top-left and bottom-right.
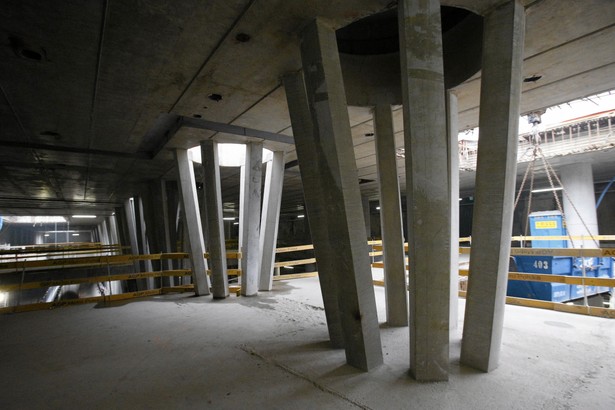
[
  {"x1": 208, "y1": 93, "x2": 223, "y2": 102},
  {"x1": 189, "y1": 143, "x2": 273, "y2": 167},
  {"x1": 235, "y1": 33, "x2": 251, "y2": 43}
]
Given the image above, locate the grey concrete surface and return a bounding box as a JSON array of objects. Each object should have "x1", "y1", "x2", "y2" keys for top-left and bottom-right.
[
  {"x1": 1, "y1": 277, "x2": 614, "y2": 409},
  {"x1": 447, "y1": 91, "x2": 460, "y2": 331},
  {"x1": 297, "y1": 18, "x2": 383, "y2": 371},
  {"x1": 200, "y1": 140, "x2": 229, "y2": 299},
  {"x1": 239, "y1": 142, "x2": 263, "y2": 297},
  {"x1": 560, "y1": 162, "x2": 600, "y2": 249},
  {"x1": 399, "y1": 0, "x2": 451, "y2": 381},
  {"x1": 174, "y1": 149, "x2": 210, "y2": 295},
  {"x1": 461, "y1": 0, "x2": 525, "y2": 373},
  {"x1": 258, "y1": 151, "x2": 285, "y2": 292},
  {"x1": 374, "y1": 104, "x2": 408, "y2": 327}
]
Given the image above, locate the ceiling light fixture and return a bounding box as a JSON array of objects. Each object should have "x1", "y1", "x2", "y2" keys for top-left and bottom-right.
[
  {"x1": 531, "y1": 187, "x2": 563, "y2": 193},
  {"x1": 73, "y1": 215, "x2": 96, "y2": 219},
  {"x1": 3, "y1": 216, "x2": 67, "y2": 224}
]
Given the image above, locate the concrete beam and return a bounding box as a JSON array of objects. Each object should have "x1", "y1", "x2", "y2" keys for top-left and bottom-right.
[
  {"x1": 461, "y1": 0, "x2": 526, "y2": 373},
  {"x1": 399, "y1": 0, "x2": 451, "y2": 381}
]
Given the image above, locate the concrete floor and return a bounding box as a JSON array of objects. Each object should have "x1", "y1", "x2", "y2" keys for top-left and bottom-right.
[{"x1": 1, "y1": 277, "x2": 614, "y2": 409}]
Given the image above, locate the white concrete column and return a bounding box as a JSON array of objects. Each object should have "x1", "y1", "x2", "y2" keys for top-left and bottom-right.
[
  {"x1": 447, "y1": 91, "x2": 460, "y2": 330},
  {"x1": 159, "y1": 180, "x2": 174, "y2": 273},
  {"x1": 285, "y1": 18, "x2": 384, "y2": 371},
  {"x1": 100, "y1": 220, "x2": 110, "y2": 246},
  {"x1": 201, "y1": 140, "x2": 229, "y2": 299},
  {"x1": 461, "y1": 0, "x2": 526, "y2": 373},
  {"x1": 283, "y1": 72, "x2": 345, "y2": 350},
  {"x1": 399, "y1": 0, "x2": 451, "y2": 381},
  {"x1": 137, "y1": 196, "x2": 154, "y2": 276},
  {"x1": 239, "y1": 142, "x2": 263, "y2": 296},
  {"x1": 560, "y1": 162, "x2": 599, "y2": 248},
  {"x1": 108, "y1": 214, "x2": 120, "y2": 251},
  {"x1": 174, "y1": 149, "x2": 211, "y2": 296},
  {"x1": 258, "y1": 150, "x2": 285, "y2": 291},
  {"x1": 373, "y1": 104, "x2": 408, "y2": 327},
  {"x1": 123, "y1": 198, "x2": 142, "y2": 275}
]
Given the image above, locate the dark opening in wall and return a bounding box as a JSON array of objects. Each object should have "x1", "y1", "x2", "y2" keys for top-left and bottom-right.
[{"x1": 336, "y1": 6, "x2": 473, "y2": 55}]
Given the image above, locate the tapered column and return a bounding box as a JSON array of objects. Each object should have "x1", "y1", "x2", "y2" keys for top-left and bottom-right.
[
  {"x1": 399, "y1": 0, "x2": 451, "y2": 381},
  {"x1": 461, "y1": 0, "x2": 525, "y2": 372},
  {"x1": 100, "y1": 220, "x2": 110, "y2": 246},
  {"x1": 374, "y1": 104, "x2": 408, "y2": 327},
  {"x1": 174, "y1": 149, "x2": 211, "y2": 296},
  {"x1": 123, "y1": 198, "x2": 142, "y2": 276},
  {"x1": 447, "y1": 91, "x2": 460, "y2": 330},
  {"x1": 258, "y1": 151, "x2": 285, "y2": 291},
  {"x1": 159, "y1": 180, "x2": 174, "y2": 276},
  {"x1": 108, "y1": 214, "x2": 120, "y2": 250},
  {"x1": 201, "y1": 140, "x2": 229, "y2": 298},
  {"x1": 283, "y1": 72, "x2": 345, "y2": 350},
  {"x1": 286, "y1": 18, "x2": 383, "y2": 371},
  {"x1": 239, "y1": 142, "x2": 263, "y2": 296},
  {"x1": 136, "y1": 196, "x2": 154, "y2": 289},
  {"x1": 560, "y1": 163, "x2": 599, "y2": 248}
]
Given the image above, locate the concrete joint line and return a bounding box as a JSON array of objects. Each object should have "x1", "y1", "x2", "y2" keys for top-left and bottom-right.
[{"x1": 238, "y1": 344, "x2": 373, "y2": 410}]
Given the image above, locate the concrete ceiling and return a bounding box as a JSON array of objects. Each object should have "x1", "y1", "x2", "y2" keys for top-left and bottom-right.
[{"x1": 1, "y1": 0, "x2": 614, "y2": 218}]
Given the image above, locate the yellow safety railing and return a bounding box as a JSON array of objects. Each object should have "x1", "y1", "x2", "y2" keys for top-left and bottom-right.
[{"x1": 3, "y1": 239, "x2": 612, "y2": 320}]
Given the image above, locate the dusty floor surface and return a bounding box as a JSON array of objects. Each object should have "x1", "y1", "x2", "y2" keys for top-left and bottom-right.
[{"x1": 1, "y1": 277, "x2": 614, "y2": 409}]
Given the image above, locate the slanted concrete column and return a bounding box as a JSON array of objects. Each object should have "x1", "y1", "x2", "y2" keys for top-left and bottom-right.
[
  {"x1": 174, "y1": 149, "x2": 211, "y2": 296},
  {"x1": 136, "y1": 196, "x2": 154, "y2": 288},
  {"x1": 100, "y1": 220, "x2": 110, "y2": 246},
  {"x1": 373, "y1": 104, "x2": 408, "y2": 327},
  {"x1": 283, "y1": 72, "x2": 345, "y2": 350},
  {"x1": 123, "y1": 198, "x2": 142, "y2": 276},
  {"x1": 201, "y1": 140, "x2": 229, "y2": 299},
  {"x1": 284, "y1": 18, "x2": 383, "y2": 371},
  {"x1": 560, "y1": 162, "x2": 599, "y2": 248},
  {"x1": 258, "y1": 150, "x2": 285, "y2": 291},
  {"x1": 461, "y1": 0, "x2": 526, "y2": 372},
  {"x1": 362, "y1": 195, "x2": 371, "y2": 238},
  {"x1": 108, "y1": 214, "x2": 120, "y2": 250},
  {"x1": 399, "y1": 0, "x2": 451, "y2": 381},
  {"x1": 239, "y1": 142, "x2": 263, "y2": 296},
  {"x1": 447, "y1": 91, "x2": 460, "y2": 330}
]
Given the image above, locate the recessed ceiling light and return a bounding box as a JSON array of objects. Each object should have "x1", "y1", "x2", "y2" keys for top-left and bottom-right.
[
  {"x1": 531, "y1": 187, "x2": 562, "y2": 193},
  {"x1": 523, "y1": 74, "x2": 542, "y2": 83},
  {"x1": 208, "y1": 93, "x2": 222, "y2": 102},
  {"x1": 235, "y1": 33, "x2": 251, "y2": 43},
  {"x1": 73, "y1": 215, "x2": 96, "y2": 219}
]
